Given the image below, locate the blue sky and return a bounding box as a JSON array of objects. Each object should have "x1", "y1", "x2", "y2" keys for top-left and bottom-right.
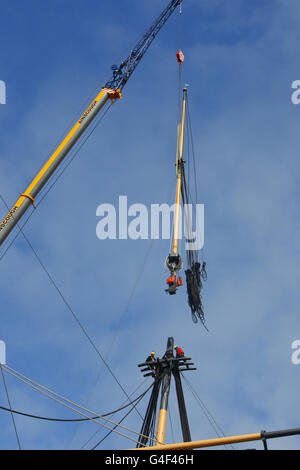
[{"x1": 0, "y1": 0, "x2": 300, "y2": 450}]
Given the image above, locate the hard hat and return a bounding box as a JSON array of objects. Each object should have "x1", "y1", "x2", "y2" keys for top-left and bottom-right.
[
  {"x1": 151, "y1": 351, "x2": 155, "y2": 355},
  {"x1": 174, "y1": 345, "x2": 178, "y2": 349}
]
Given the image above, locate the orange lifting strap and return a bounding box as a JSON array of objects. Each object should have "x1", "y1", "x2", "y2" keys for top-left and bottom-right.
[
  {"x1": 166, "y1": 276, "x2": 183, "y2": 287},
  {"x1": 166, "y1": 276, "x2": 176, "y2": 285}
]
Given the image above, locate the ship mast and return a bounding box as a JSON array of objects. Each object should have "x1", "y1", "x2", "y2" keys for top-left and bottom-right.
[
  {"x1": 137, "y1": 337, "x2": 196, "y2": 448},
  {"x1": 165, "y1": 88, "x2": 187, "y2": 295}
]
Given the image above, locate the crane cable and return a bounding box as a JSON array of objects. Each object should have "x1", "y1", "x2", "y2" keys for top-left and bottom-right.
[
  {"x1": 0, "y1": 364, "x2": 21, "y2": 450},
  {"x1": 180, "y1": 95, "x2": 207, "y2": 328},
  {"x1": 1, "y1": 364, "x2": 160, "y2": 447},
  {"x1": 186, "y1": 95, "x2": 204, "y2": 261}
]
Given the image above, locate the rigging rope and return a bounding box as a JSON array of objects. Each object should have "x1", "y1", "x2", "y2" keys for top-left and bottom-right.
[
  {"x1": 74, "y1": 238, "x2": 154, "y2": 444},
  {"x1": 79, "y1": 379, "x2": 148, "y2": 449},
  {"x1": 0, "y1": 382, "x2": 153, "y2": 423},
  {"x1": 2, "y1": 364, "x2": 157, "y2": 447},
  {"x1": 78, "y1": 176, "x2": 180, "y2": 449},
  {"x1": 181, "y1": 373, "x2": 235, "y2": 450},
  {"x1": 89, "y1": 239, "x2": 155, "y2": 390},
  {"x1": 179, "y1": 92, "x2": 207, "y2": 328},
  {"x1": 0, "y1": 192, "x2": 144, "y2": 425},
  {"x1": 181, "y1": 164, "x2": 207, "y2": 327},
  {"x1": 0, "y1": 365, "x2": 21, "y2": 450},
  {"x1": 68, "y1": 238, "x2": 157, "y2": 447},
  {"x1": 91, "y1": 381, "x2": 152, "y2": 450}
]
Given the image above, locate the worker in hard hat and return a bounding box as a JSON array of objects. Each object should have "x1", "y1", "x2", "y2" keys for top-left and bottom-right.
[
  {"x1": 174, "y1": 345, "x2": 184, "y2": 357},
  {"x1": 145, "y1": 351, "x2": 157, "y2": 370}
]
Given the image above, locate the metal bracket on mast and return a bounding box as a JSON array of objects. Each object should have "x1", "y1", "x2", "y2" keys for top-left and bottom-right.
[{"x1": 261, "y1": 430, "x2": 269, "y2": 450}]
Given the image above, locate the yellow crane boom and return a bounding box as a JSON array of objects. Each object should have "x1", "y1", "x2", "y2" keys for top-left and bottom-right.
[
  {"x1": 0, "y1": 88, "x2": 120, "y2": 246},
  {"x1": 0, "y1": 0, "x2": 183, "y2": 247}
]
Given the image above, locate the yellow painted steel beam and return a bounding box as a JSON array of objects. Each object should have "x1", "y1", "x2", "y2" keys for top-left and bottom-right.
[
  {"x1": 156, "y1": 409, "x2": 168, "y2": 446},
  {"x1": 132, "y1": 431, "x2": 263, "y2": 450}
]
